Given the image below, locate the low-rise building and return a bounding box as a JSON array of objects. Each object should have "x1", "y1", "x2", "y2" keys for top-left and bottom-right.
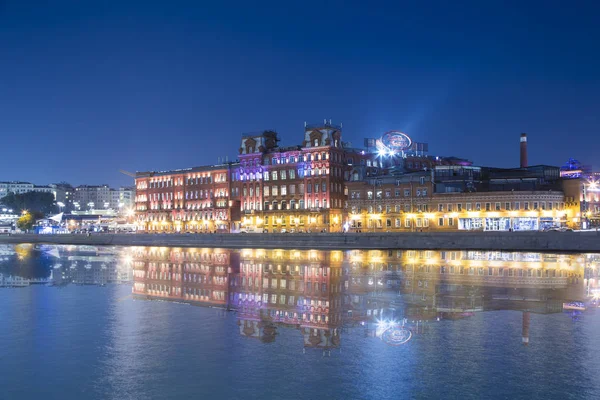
[{"x1": 345, "y1": 165, "x2": 568, "y2": 232}]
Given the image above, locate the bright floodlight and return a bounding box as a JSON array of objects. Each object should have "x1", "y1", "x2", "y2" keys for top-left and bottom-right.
[
  {"x1": 388, "y1": 150, "x2": 395, "y2": 157},
  {"x1": 378, "y1": 149, "x2": 387, "y2": 157}
]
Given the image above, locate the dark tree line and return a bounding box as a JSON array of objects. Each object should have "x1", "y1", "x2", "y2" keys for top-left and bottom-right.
[{"x1": 1, "y1": 192, "x2": 56, "y2": 215}]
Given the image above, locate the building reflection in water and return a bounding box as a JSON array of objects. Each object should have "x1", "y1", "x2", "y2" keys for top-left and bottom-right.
[
  {"x1": 0, "y1": 244, "x2": 134, "y2": 287},
  {"x1": 131, "y1": 247, "x2": 599, "y2": 348}
]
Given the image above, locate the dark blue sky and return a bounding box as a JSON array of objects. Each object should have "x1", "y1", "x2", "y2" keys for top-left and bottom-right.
[{"x1": 1, "y1": 0, "x2": 598, "y2": 187}]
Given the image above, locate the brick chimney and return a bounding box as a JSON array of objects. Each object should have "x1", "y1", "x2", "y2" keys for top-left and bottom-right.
[{"x1": 520, "y1": 133, "x2": 528, "y2": 168}]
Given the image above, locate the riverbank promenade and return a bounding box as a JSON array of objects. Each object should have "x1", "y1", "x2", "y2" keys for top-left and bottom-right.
[{"x1": 1, "y1": 231, "x2": 600, "y2": 252}]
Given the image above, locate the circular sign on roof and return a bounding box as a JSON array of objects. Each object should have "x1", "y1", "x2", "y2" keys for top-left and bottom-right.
[{"x1": 381, "y1": 131, "x2": 412, "y2": 151}]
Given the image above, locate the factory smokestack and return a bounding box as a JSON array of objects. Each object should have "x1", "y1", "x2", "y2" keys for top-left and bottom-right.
[{"x1": 520, "y1": 133, "x2": 528, "y2": 168}]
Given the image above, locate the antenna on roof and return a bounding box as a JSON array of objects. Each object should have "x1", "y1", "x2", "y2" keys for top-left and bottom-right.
[{"x1": 304, "y1": 121, "x2": 307, "y2": 127}]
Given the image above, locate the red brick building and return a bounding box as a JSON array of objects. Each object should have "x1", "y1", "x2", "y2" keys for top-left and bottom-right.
[
  {"x1": 236, "y1": 122, "x2": 368, "y2": 232},
  {"x1": 134, "y1": 164, "x2": 240, "y2": 232}
]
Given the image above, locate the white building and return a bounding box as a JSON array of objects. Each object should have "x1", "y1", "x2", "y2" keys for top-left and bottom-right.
[
  {"x1": 0, "y1": 181, "x2": 34, "y2": 197},
  {"x1": 74, "y1": 185, "x2": 134, "y2": 213},
  {"x1": 0, "y1": 181, "x2": 60, "y2": 200}
]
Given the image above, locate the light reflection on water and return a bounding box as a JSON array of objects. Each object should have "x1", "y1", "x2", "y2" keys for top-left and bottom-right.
[{"x1": 1, "y1": 244, "x2": 599, "y2": 399}]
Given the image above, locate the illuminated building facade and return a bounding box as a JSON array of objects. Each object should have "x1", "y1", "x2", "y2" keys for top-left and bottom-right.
[
  {"x1": 346, "y1": 164, "x2": 568, "y2": 231},
  {"x1": 134, "y1": 164, "x2": 240, "y2": 232},
  {"x1": 346, "y1": 171, "x2": 434, "y2": 231},
  {"x1": 236, "y1": 122, "x2": 351, "y2": 232},
  {"x1": 562, "y1": 170, "x2": 600, "y2": 229}
]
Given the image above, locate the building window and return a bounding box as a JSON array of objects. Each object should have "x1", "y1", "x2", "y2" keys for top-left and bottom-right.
[
  {"x1": 476, "y1": 203, "x2": 481, "y2": 211},
  {"x1": 515, "y1": 202, "x2": 520, "y2": 210},
  {"x1": 449, "y1": 218, "x2": 454, "y2": 226},
  {"x1": 263, "y1": 171, "x2": 269, "y2": 181},
  {"x1": 505, "y1": 202, "x2": 511, "y2": 210},
  {"x1": 281, "y1": 170, "x2": 287, "y2": 180},
  {"x1": 404, "y1": 189, "x2": 410, "y2": 197},
  {"x1": 405, "y1": 219, "x2": 411, "y2": 228},
  {"x1": 524, "y1": 202, "x2": 530, "y2": 210},
  {"x1": 404, "y1": 204, "x2": 411, "y2": 212},
  {"x1": 395, "y1": 205, "x2": 401, "y2": 213},
  {"x1": 485, "y1": 203, "x2": 491, "y2": 211},
  {"x1": 533, "y1": 202, "x2": 539, "y2": 210},
  {"x1": 457, "y1": 203, "x2": 462, "y2": 212},
  {"x1": 495, "y1": 202, "x2": 501, "y2": 211},
  {"x1": 281, "y1": 185, "x2": 287, "y2": 195},
  {"x1": 438, "y1": 218, "x2": 444, "y2": 226},
  {"x1": 395, "y1": 189, "x2": 400, "y2": 197},
  {"x1": 271, "y1": 171, "x2": 278, "y2": 180},
  {"x1": 438, "y1": 204, "x2": 444, "y2": 212}
]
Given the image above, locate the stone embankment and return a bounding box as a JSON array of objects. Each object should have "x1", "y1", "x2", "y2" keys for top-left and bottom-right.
[{"x1": 1, "y1": 231, "x2": 600, "y2": 252}]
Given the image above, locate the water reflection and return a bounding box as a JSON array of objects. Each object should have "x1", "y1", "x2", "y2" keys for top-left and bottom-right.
[
  {"x1": 129, "y1": 247, "x2": 598, "y2": 348},
  {"x1": 0, "y1": 244, "x2": 132, "y2": 287},
  {"x1": 2, "y1": 244, "x2": 599, "y2": 348}
]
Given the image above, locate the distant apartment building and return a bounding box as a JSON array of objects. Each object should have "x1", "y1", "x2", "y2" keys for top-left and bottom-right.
[
  {"x1": 73, "y1": 185, "x2": 134, "y2": 211},
  {"x1": 0, "y1": 181, "x2": 35, "y2": 197},
  {"x1": 0, "y1": 181, "x2": 69, "y2": 202}
]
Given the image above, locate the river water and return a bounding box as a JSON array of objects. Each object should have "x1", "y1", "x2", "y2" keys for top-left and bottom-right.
[{"x1": 1, "y1": 244, "x2": 599, "y2": 399}]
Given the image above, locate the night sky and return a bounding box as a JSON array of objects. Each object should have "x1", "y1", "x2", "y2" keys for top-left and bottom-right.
[{"x1": 1, "y1": 0, "x2": 598, "y2": 187}]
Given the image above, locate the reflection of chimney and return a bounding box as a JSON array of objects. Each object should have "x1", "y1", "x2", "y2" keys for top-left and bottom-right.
[
  {"x1": 522, "y1": 311, "x2": 530, "y2": 345},
  {"x1": 520, "y1": 133, "x2": 528, "y2": 168}
]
